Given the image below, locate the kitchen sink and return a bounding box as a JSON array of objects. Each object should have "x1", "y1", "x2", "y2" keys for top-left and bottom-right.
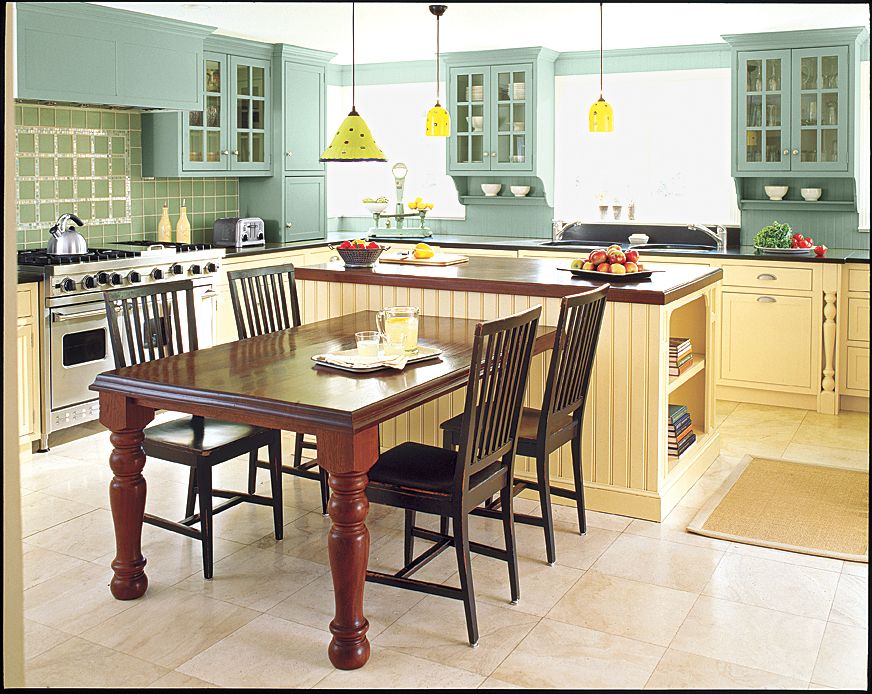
[
  {"x1": 537, "y1": 240, "x2": 599, "y2": 248},
  {"x1": 628, "y1": 243, "x2": 718, "y2": 253}
]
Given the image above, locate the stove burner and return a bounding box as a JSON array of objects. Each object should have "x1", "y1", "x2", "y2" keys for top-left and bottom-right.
[
  {"x1": 122, "y1": 241, "x2": 213, "y2": 252},
  {"x1": 17, "y1": 248, "x2": 141, "y2": 266}
]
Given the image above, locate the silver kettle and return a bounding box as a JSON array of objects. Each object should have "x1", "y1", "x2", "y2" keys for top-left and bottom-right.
[{"x1": 48, "y1": 213, "x2": 87, "y2": 255}]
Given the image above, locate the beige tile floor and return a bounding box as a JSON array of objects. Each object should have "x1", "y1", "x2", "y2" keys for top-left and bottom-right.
[{"x1": 18, "y1": 402, "x2": 869, "y2": 689}]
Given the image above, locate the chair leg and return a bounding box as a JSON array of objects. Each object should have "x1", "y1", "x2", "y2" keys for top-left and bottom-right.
[
  {"x1": 439, "y1": 516, "x2": 450, "y2": 536},
  {"x1": 247, "y1": 449, "x2": 258, "y2": 495},
  {"x1": 403, "y1": 510, "x2": 416, "y2": 566},
  {"x1": 570, "y1": 431, "x2": 587, "y2": 535},
  {"x1": 500, "y1": 482, "x2": 521, "y2": 604},
  {"x1": 196, "y1": 459, "x2": 214, "y2": 580},
  {"x1": 452, "y1": 512, "x2": 479, "y2": 647},
  {"x1": 536, "y1": 453, "x2": 557, "y2": 566},
  {"x1": 269, "y1": 435, "x2": 284, "y2": 541},
  {"x1": 319, "y1": 468, "x2": 330, "y2": 517},
  {"x1": 185, "y1": 466, "x2": 197, "y2": 518},
  {"x1": 293, "y1": 434, "x2": 305, "y2": 468}
]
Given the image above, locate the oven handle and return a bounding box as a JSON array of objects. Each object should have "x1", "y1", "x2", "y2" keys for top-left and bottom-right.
[{"x1": 52, "y1": 306, "x2": 120, "y2": 322}]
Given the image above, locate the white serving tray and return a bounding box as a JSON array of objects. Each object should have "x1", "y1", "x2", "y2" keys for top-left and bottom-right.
[{"x1": 311, "y1": 345, "x2": 443, "y2": 373}]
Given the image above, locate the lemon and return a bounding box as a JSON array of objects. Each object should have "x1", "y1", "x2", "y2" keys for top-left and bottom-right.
[
  {"x1": 415, "y1": 242, "x2": 432, "y2": 251},
  {"x1": 352, "y1": 239, "x2": 366, "y2": 246},
  {"x1": 414, "y1": 249, "x2": 435, "y2": 259},
  {"x1": 408, "y1": 202, "x2": 418, "y2": 209}
]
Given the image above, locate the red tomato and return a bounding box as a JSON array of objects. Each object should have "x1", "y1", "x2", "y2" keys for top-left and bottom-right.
[
  {"x1": 791, "y1": 239, "x2": 799, "y2": 248},
  {"x1": 338, "y1": 240, "x2": 353, "y2": 249},
  {"x1": 800, "y1": 238, "x2": 813, "y2": 248},
  {"x1": 792, "y1": 233, "x2": 804, "y2": 240},
  {"x1": 814, "y1": 245, "x2": 828, "y2": 257}
]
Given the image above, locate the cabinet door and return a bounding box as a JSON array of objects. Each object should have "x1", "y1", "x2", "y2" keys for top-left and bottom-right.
[
  {"x1": 720, "y1": 291, "x2": 815, "y2": 391},
  {"x1": 284, "y1": 63, "x2": 326, "y2": 173},
  {"x1": 284, "y1": 177, "x2": 325, "y2": 242},
  {"x1": 17, "y1": 321, "x2": 36, "y2": 441},
  {"x1": 183, "y1": 52, "x2": 229, "y2": 172},
  {"x1": 791, "y1": 46, "x2": 849, "y2": 172},
  {"x1": 448, "y1": 66, "x2": 491, "y2": 172},
  {"x1": 230, "y1": 56, "x2": 271, "y2": 172},
  {"x1": 490, "y1": 63, "x2": 534, "y2": 172},
  {"x1": 737, "y1": 50, "x2": 791, "y2": 172}
]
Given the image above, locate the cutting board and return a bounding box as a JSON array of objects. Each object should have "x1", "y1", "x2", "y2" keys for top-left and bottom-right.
[{"x1": 379, "y1": 252, "x2": 469, "y2": 266}]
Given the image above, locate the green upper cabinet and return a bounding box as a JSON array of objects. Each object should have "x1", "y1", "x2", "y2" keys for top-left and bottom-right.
[
  {"x1": 726, "y1": 28, "x2": 868, "y2": 178},
  {"x1": 283, "y1": 62, "x2": 327, "y2": 174},
  {"x1": 142, "y1": 38, "x2": 272, "y2": 177},
  {"x1": 16, "y1": 2, "x2": 214, "y2": 110}
]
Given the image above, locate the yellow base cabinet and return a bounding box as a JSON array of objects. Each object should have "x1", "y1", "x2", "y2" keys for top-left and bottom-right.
[
  {"x1": 17, "y1": 284, "x2": 41, "y2": 449},
  {"x1": 839, "y1": 263, "x2": 870, "y2": 407}
]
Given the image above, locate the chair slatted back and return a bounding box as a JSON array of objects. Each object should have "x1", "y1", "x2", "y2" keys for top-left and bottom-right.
[
  {"x1": 102, "y1": 280, "x2": 198, "y2": 369},
  {"x1": 540, "y1": 286, "x2": 609, "y2": 429},
  {"x1": 227, "y1": 264, "x2": 301, "y2": 339},
  {"x1": 454, "y1": 306, "x2": 541, "y2": 493}
]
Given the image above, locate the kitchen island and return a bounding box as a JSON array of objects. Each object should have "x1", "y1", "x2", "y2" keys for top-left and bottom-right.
[{"x1": 296, "y1": 257, "x2": 723, "y2": 521}]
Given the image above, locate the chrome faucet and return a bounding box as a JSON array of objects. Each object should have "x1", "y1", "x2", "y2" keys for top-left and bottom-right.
[
  {"x1": 688, "y1": 223, "x2": 728, "y2": 251},
  {"x1": 552, "y1": 220, "x2": 582, "y2": 242}
]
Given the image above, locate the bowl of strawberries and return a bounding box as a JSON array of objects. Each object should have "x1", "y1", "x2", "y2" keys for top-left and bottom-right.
[{"x1": 329, "y1": 239, "x2": 389, "y2": 268}]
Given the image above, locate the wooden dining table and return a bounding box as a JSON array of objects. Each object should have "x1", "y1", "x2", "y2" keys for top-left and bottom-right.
[{"x1": 90, "y1": 309, "x2": 555, "y2": 669}]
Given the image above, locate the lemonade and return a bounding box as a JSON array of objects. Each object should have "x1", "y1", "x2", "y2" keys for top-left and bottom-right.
[{"x1": 383, "y1": 316, "x2": 419, "y2": 355}]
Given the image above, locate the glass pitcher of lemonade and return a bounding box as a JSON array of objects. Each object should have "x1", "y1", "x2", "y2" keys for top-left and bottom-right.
[{"x1": 376, "y1": 306, "x2": 420, "y2": 356}]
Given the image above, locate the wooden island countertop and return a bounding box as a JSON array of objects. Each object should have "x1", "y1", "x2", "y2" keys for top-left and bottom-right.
[{"x1": 294, "y1": 256, "x2": 723, "y2": 305}]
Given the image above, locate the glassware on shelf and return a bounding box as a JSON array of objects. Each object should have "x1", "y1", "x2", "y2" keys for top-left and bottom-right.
[
  {"x1": 612, "y1": 201, "x2": 623, "y2": 220},
  {"x1": 627, "y1": 201, "x2": 636, "y2": 221},
  {"x1": 598, "y1": 204, "x2": 610, "y2": 220}
]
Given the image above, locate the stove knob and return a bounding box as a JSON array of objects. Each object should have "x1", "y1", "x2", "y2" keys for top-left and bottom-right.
[
  {"x1": 109, "y1": 272, "x2": 123, "y2": 286},
  {"x1": 151, "y1": 268, "x2": 164, "y2": 280},
  {"x1": 81, "y1": 275, "x2": 98, "y2": 290},
  {"x1": 97, "y1": 271, "x2": 111, "y2": 285},
  {"x1": 128, "y1": 271, "x2": 142, "y2": 284},
  {"x1": 189, "y1": 264, "x2": 202, "y2": 275},
  {"x1": 59, "y1": 277, "x2": 76, "y2": 292},
  {"x1": 205, "y1": 262, "x2": 218, "y2": 274},
  {"x1": 170, "y1": 263, "x2": 184, "y2": 276}
]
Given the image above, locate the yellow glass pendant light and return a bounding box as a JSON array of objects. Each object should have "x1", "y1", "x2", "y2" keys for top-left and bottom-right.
[
  {"x1": 320, "y1": 2, "x2": 387, "y2": 162},
  {"x1": 425, "y1": 5, "x2": 450, "y2": 137},
  {"x1": 588, "y1": 2, "x2": 614, "y2": 133}
]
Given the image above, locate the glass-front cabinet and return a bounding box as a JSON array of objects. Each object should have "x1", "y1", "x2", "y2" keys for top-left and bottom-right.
[
  {"x1": 449, "y1": 63, "x2": 534, "y2": 173},
  {"x1": 184, "y1": 53, "x2": 227, "y2": 171},
  {"x1": 736, "y1": 45, "x2": 849, "y2": 173}
]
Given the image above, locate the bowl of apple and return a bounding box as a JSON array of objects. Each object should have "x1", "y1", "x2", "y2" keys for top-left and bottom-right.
[
  {"x1": 565, "y1": 245, "x2": 653, "y2": 282},
  {"x1": 330, "y1": 239, "x2": 389, "y2": 268}
]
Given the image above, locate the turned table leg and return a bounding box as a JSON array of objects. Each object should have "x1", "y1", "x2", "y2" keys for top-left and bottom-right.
[
  {"x1": 100, "y1": 392, "x2": 154, "y2": 600},
  {"x1": 316, "y1": 426, "x2": 380, "y2": 669}
]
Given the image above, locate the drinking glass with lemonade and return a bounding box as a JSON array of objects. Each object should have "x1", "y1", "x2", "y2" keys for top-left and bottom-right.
[{"x1": 376, "y1": 306, "x2": 420, "y2": 356}]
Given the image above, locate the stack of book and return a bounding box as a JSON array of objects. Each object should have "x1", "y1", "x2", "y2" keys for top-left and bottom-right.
[
  {"x1": 669, "y1": 337, "x2": 693, "y2": 377},
  {"x1": 668, "y1": 404, "x2": 696, "y2": 460}
]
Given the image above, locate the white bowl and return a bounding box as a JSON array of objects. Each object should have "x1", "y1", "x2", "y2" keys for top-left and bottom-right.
[
  {"x1": 469, "y1": 116, "x2": 484, "y2": 132},
  {"x1": 364, "y1": 202, "x2": 388, "y2": 214},
  {"x1": 764, "y1": 185, "x2": 789, "y2": 201},
  {"x1": 510, "y1": 185, "x2": 530, "y2": 197},
  {"x1": 628, "y1": 233, "x2": 649, "y2": 245},
  {"x1": 481, "y1": 183, "x2": 502, "y2": 197},
  {"x1": 801, "y1": 188, "x2": 822, "y2": 201}
]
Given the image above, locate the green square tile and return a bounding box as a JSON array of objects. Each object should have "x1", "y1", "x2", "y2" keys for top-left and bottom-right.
[
  {"x1": 94, "y1": 159, "x2": 109, "y2": 177},
  {"x1": 143, "y1": 198, "x2": 159, "y2": 215},
  {"x1": 77, "y1": 180, "x2": 92, "y2": 199},
  {"x1": 70, "y1": 110, "x2": 86, "y2": 128},
  {"x1": 115, "y1": 112, "x2": 130, "y2": 129},
  {"x1": 101, "y1": 112, "x2": 116, "y2": 130},
  {"x1": 39, "y1": 203, "x2": 56, "y2": 221},
  {"x1": 111, "y1": 178, "x2": 127, "y2": 197},
  {"x1": 15, "y1": 105, "x2": 23, "y2": 124},
  {"x1": 18, "y1": 204, "x2": 36, "y2": 224},
  {"x1": 38, "y1": 134, "x2": 55, "y2": 152},
  {"x1": 18, "y1": 181, "x2": 36, "y2": 200},
  {"x1": 55, "y1": 109, "x2": 71, "y2": 127},
  {"x1": 112, "y1": 200, "x2": 126, "y2": 218},
  {"x1": 168, "y1": 181, "x2": 181, "y2": 197},
  {"x1": 17, "y1": 133, "x2": 35, "y2": 153},
  {"x1": 39, "y1": 181, "x2": 56, "y2": 199},
  {"x1": 57, "y1": 157, "x2": 74, "y2": 177},
  {"x1": 57, "y1": 180, "x2": 74, "y2": 198},
  {"x1": 21, "y1": 106, "x2": 39, "y2": 126},
  {"x1": 128, "y1": 112, "x2": 141, "y2": 130},
  {"x1": 86, "y1": 111, "x2": 101, "y2": 129},
  {"x1": 111, "y1": 136, "x2": 125, "y2": 154},
  {"x1": 26, "y1": 229, "x2": 44, "y2": 245},
  {"x1": 39, "y1": 108, "x2": 56, "y2": 126},
  {"x1": 155, "y1": 181, "x2": 168, "y2": 198},
  {"x1": 205, "y1": 197, "x2": 216, "y2": 212},
  {"x1": 75, "y1": 135, "x2": 91, "y2": 153},
  {"x1": 130, "y1": 181, "x2": 142, "y2": 198},
  {"x1": 142, "y1": 180, "x2": 156, "y2": 198},
  {"x1": 112, "y1": 155, "x2": 127, "y2": 173},
  {"x1": 57, "y1": 134, "x2": 74, "y2": 154},
  {"x1": 180, "y1": 180, "x2": 193, "y2": 197},
  {"x1": 18, "y1": 158, "x2": 36, "y2": 177},
  {"x1": 76, "y1": 158, "x2": 92, "y2": 175},
  {"x1": 204, "y1": 180, "x2": 216, "y2": 196},
  {"x1": 94, "y1": 201, "x2": 110, "y2": 218},
  {"x1": 94, "y1": 136, "x2": 109, "y2": 154},
  {"x1": 130, "y1": 148, "x2": 141, "y2": 166},
  {"x1": 38, "y1": 158, "x2": 55, "y2": 176},
  {"x1": 94, "y1": 180, "x2": 109, "y2": 197},
  {"x1": 130, "y1": 131, "x2": 141, "y2": 147},
  {"x1": 131, "y1": 198, "x2": 144, "y2": 216}
]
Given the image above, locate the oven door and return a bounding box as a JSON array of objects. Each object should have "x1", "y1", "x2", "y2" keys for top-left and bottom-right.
[{"x1": 49, "y1": 303, "x2": 116, "y2": 410}]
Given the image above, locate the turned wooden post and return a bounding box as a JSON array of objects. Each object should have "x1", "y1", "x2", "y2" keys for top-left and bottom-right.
[{"x1": 99, "y1": 391, "x2": 155, "y2": 600}]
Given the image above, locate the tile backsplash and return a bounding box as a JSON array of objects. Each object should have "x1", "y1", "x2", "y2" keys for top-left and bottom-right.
[{"x1": 14, "y1": 103, "x2": 239, "y2": 249}]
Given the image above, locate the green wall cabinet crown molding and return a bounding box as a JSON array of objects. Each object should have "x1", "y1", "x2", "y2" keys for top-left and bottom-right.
[
  {"x1": 722, "y1": 27, "x2": 868, "y2": 51},
  {"x1": 16, "y1": 2, "x2": 215, "y2": 110},
  {"x1": 205, "y1": 34, "x2": 274, "y2": 60}
]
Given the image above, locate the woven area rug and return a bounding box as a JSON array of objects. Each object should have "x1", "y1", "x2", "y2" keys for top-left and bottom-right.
[{"x1": 687, "y1": 455, "x2": 869, "y2": 563}]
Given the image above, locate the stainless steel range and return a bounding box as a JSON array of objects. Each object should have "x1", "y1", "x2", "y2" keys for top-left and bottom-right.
[{"x1": 17, "y1": 242, "x2": 225, "y2": 450}]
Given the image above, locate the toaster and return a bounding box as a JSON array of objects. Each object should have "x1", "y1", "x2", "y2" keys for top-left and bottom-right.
[{"x1": 212, "y1": 217, "x2": 265, "y2": 247}]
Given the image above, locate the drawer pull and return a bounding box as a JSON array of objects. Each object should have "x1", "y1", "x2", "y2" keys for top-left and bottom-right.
[
  {"x1": 757, "y1": 273, "x2": 777, "y2": 281},
  {"x1": 757, "y1": 296, "x2": 777, "y2": 303}
]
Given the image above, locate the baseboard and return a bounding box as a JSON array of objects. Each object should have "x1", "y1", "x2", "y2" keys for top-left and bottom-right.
[
  {"x1": 840, "y1": 394, "x2": 870, "y2": 412},
  {"x1": 718, "y1": 385, "x2": 819, "y2": 410}
]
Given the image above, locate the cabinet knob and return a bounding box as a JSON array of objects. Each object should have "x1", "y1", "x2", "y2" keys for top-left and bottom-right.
[
  {"x1": 491, "y1": 152, "x2": 496, "y2": 157},
  {"x1": 221, "y1": 150, "x2": 230, "y2": 155},
  {"x1": 483, "y1": 152, "x2": 490, "y2": 157},
  {"x1": 286, "y1": 151, "x2": 293, "y2": 157},
  {"x1": 782, "y1": 149, "x2": 789, "y2": 155},
  {"x1": 286, "y1": 223, "x2": 293, "y2": 229},
  {"x1": 232, "y1": 150, "x2": 239, "y2": 155},
  {"x1": 792, "y1": 149, "x2": 799, "y2": 156}
]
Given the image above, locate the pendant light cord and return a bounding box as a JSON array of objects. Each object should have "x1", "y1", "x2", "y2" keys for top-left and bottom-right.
[
  {"x1": 599, "y1": 2, "x2": 603, "y2": 97},
  {"x1": 436, "y1": 13, "x2": 441, "y2": 102},
  {"x1": 352, "y1": 1, "x2": 356, "y2": 111}
]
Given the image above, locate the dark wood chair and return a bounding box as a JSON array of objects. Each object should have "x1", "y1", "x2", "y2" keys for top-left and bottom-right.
[
  {"x1": 227, "y1": 264, "x2": 329, "y2": 515},
  {"x1": 102, "y1": 279, "x2": 283, "y2": 579},
  {"x1": 440, "y1": 286, "x2": 609, "y2": 566},
  {"x1": 365, "y1": 305, "x2": 542, "y2": 646}
]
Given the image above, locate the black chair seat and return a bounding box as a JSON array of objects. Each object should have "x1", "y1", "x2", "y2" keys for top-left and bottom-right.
[
  {"x1": 369, "y1": 442, "x2": 458, "y2": 494},
  {"x1": 440, "y1": 407, "x2": 573, "y2": 443},
  {"x1": 143, "y1": 416, "x2": 272, "y2": 456}
]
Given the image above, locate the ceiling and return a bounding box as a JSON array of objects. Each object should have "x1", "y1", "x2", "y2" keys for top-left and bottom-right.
[{"x1": 95, "y1": 2, "x2": 870, "y2": 64}]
